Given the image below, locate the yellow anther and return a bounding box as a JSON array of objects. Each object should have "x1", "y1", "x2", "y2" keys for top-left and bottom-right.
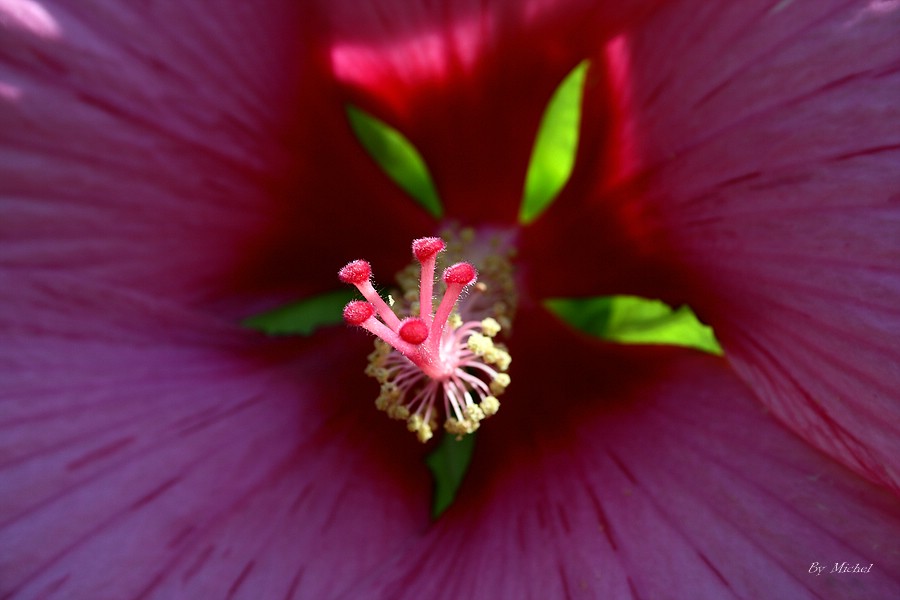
[
  {"x1": 481, "y1": 396, "x2": 500, "y2": 417},
  {"x1": 405, "y1": 414, "x2": 434, "y2": 442},
  {"x1": 487, "y1": 348, "x2": 511, "y2": 371},
  {"x1": 465, "y1": 404, "x2": 485, "y2": 423},
  {"x1": 445, "y1": 417, "x2": 479, "y2": 439},
  {"x1": 367, "y1": 341, "x2": 391, "y2": 362},
  {"x1": 387, "y1": 404, "x2": 410, "y2": 420},
  {"x1": 490, "y1": 373, "x2": 511, "y2": 395},
  {"x1": 448, "y1": 313, "x2": 463, "y2": 329},
  {"x1": 444, "y1": 419, "x2": 464, "y2": 435},
  {"x1": 376, "y1": 383, "x2": 401, "y2": 411},
  {"x1": 417, "y1": 423, "x2": 433, "y2": 443},
  {"x1": 366, "y1": 366, "x2": 390, "y2": 383},
  {"x1": 467, "y1": 332, "x2": 493, "y2": 356},
  {"x1": 407, "y1": 414, "x2": 424, "y2": 433},
  {"x1": 480, "y1": 317, "x2": 501, "y2": 337}
]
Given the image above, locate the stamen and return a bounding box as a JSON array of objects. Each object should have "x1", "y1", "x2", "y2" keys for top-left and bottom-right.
[{"x1": 339, "y1": 235, "x2": 513, "y2": 442}]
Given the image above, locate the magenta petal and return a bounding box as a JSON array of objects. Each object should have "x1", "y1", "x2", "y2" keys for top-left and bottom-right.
[
  {"x1": 0, "y1": 274, "x2": 431, "y2": 598},
  {"x1": 0, "y1": 2, "x2": 324, "y2": 307},
  {"x1": 0, "y1": 2, "x2": 431, "y2": 312},
  {"x1": 591, "y1": 2, "x2": 900, "y2": 490},
  {"x1": 360, "y1": 352, "x2": 900, "y2": 599}
]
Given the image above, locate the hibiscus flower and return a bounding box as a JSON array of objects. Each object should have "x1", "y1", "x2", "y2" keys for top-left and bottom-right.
[{"x1": 2, "y1": 1, "x2": 899, "y2": 599}]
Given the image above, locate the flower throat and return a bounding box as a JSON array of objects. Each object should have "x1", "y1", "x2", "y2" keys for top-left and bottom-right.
[{"x1": 339, "y1": 229, "x2": 515, "y2": 443}]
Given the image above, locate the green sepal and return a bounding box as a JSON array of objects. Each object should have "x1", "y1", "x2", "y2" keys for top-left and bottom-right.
[
  {"x1": 347, "y1": 105, "x2": 443, "y2": 219},
  {"x1": 243, "y1": 289, "x2": 357, "y2": 336},
  {"x1": 426, "y1": 432, "x2": 476, "y2": 519},
  {"x1": 519, "y1": 60, "x2": 590, "y2": 224},
  {"x1": 545, "y1": 295, "x2": 723, "y2": 355}
]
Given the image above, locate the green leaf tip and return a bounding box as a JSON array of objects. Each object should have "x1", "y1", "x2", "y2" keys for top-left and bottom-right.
[
  {"x1": 544, "y1": 295, "x2": 723, "y2": 355},
  {"x1": 346, "y1": 105, "x2": 443, "y2": 219},
  {"x1": 243, "y1": 289, "x2": 357, "y2": 337},
  {"x1": 519, "y1": 60, "x2": 590, "y2": 224},
  {"x1": 425, "y1": 432, "x2": 476, "y2": 519}
]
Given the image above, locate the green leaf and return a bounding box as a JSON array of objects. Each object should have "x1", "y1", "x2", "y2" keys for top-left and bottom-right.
[
  {"x1": 425, "y1": 432, "x2": 476, "y2": 518},
  {"x1": 544, "y1": 295, "x2": 723, "y2": 355},
  {"x1": 242, "y1": 289, "x2": 357, "y2": 336},
  {"x1": 347, "y1": 105, "x2": 443, "y2": 219},
  {"x1": 519, "y1": 60, "x2": 589, "y2": 224}
]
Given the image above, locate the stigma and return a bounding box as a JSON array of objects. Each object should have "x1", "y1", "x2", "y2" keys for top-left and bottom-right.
[{"x1": 339, "y1": 235, "x2": 512, "y2": 443}]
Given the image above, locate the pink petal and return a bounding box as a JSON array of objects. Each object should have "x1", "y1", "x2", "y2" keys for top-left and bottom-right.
[
  {"x1": 358, "y1": 313, "x2": 900, "y2": 598},
  {"x1": 1, "y1": 273, "x2": 431, "y2": 598},
  {"x1": 0, "y1": 2, "x2": 431, "y2": 316},
  {"x1": 595, "y1": 1, "x2": 900, "y2": 492},
  {"x1": 0, "y1": 2, "x2": 299, "y2": 304}
]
